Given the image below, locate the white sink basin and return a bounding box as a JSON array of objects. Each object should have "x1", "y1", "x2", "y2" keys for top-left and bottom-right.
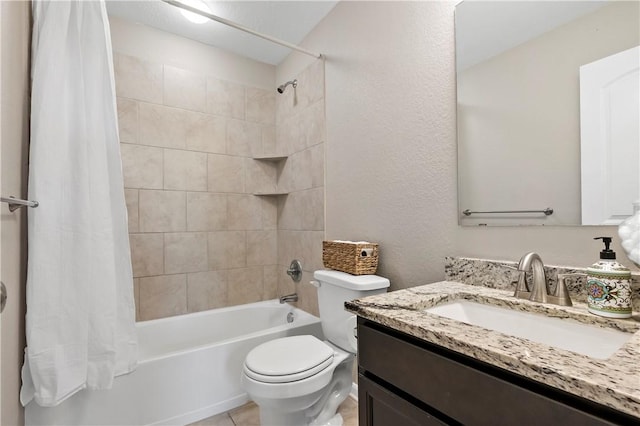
[{"x1": 425, "y1": 300, "x2": 633, "y2": 359}]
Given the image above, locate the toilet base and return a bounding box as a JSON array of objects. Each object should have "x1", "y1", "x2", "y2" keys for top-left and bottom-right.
[{"x1": 250, "y1": 355, "x2": 354, "y2": 426}]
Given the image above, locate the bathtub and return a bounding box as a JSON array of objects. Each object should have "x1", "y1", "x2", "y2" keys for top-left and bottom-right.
[{"x1": 25, "y1": 300, "x2": 323, "y2": 425}]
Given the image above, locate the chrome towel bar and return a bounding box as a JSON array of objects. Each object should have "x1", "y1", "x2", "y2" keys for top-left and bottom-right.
[
  {"x1": 462, "y1": 208, "x2": 553, "y2": 216},
  {"x1": 1, "y1": 196, "x2": 39, "y2": 212}
]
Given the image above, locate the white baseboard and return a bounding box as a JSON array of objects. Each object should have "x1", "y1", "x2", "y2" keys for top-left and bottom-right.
[{"x1": 350, "y1": 382, "x2": 358, "y2": 401}]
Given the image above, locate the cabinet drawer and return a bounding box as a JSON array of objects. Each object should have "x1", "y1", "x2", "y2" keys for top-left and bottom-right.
[
  {"x1": 358, "y1": 321, "x2": 615, "y2": 426},
  {"x1": 359, "y1": 374, "x2": 447, "y2": 426}
]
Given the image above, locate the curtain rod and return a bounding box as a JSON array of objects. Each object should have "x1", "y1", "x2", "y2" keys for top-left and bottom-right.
[{"x1": 161, "y1": 0, "x2": 322, "y2": 59}]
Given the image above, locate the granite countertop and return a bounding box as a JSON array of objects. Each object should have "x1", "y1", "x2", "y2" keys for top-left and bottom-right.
[{"x1": 345, "y1": 281, "x2": 640, "y2": 419}]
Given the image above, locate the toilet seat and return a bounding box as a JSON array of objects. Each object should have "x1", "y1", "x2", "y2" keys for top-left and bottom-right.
[{"x1": 244, "y1": 335, "x2": 334, "y2": 384}]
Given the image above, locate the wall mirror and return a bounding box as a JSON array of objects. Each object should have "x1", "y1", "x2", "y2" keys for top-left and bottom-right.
[{"x1": 456, "y1": 1, "x2": 639, "y2": 226}]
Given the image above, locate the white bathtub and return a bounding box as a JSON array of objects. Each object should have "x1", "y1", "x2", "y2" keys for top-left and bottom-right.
[{"x1": 25, "y1": 300, "x2": 323, "y2": 425}]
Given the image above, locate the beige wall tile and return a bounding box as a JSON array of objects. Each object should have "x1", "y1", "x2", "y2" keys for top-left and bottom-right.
[
  {"x1": 227, "y1": 119, "x2": 262, "y2": 157},
  {"x1": 300, "y1": 187, "x2": 324, "y2": 231},
  {"x1": 164, "y1": 65, "x2": 206, "y2": 112},
  {"x1": 207, "y1": 154, "x2": 245, "y2": 193},
  {"x1": 207, "y1": 232, "x2": 225, "y2": 270},
  {"x1": 118, "y1": 50, "x2": 327, "y2": 322},
  {"x1": 279, "y1": 149, "x2": 312, "y2": 193},
  {"x1": 275, "y1": 80, "x2": 296, "y2": 126},
  {"x1": 297, "y1": 58, "x2": 325, "y2": 111},
  {"x1": 139, "y1": 104, "x2": 225, "y2": 153},
  {"x1": 226, "y1": 231, "x2": 247, "y2": 268},
  {"x1": 117, "y1": 97, "x2": 138, "y2": 144},
  {"x1": 246, "y1": 87, "x2": 275, "y2": 125},
  {"x1": 245, "y1": 159, "x2": 277, "y2": 194},
  {"x1": 228, "y1": 195, "x2": 263, "y2": 230},
  {"x1": 130, "y1": 233, "x2": 164, "y2": 277},
  {"x1": 277, "y1": 59, "x2": 324, "y2": 119},
  {"x1": 114, "y1": 53, "x2": 163, "y2": 104},
  {"x1": 275, "y1": 113, "x2": 301, "y2": 155},
  {"x1": 277, "y1": 230, "x2": 324, "y2": 274},
  {"x1": 185, "y1": 114, "x2": 226, "y2": 154},
  {"x1": 263, "y1": 265, "x2": 279, "y2": 300},
  {"x1": 262, "y1": 125, "x2": 276, "y2": 155},
  {"x1": 277, "y1": 230, "x2": 302, "y2": 267},
  {"x1": 310, "y1": 143, "x2": 325, "y2": 188},
  {"x1": 208, "y1": 231, "x2": 246, "y2": 269},
  {"x1": 228, "y1": 267, "x2": 264, "y2": 306},
  {"x1": 139, "y1": 190, "x2": 186, "y2": 232},
  {"x1": 277, "y1": 154, "x2": 293, "y2": 194},
  {"x1": 165, "y1": 232, "x2": 208, "y2": 274},
  {"x1": 206, "y1": 77, "x2": 245, "y2": 119},
  {"x1": 133, "y1": 278, "x2": 140, "y2": 321},
  {"x1": 296, "y1": 148, "x2": 314, "y2": 191},
  {"x1": 124, "y1": 189, "x2": 139, "y2": 233},
  {"x1": 164, "y1": 149, "x2": 207, "y2": 191},
  {"x1": 187, "y1": 270, "x2": 228, "y2": 312},
  {"x1": 278, "y1": 231, "x2": 324, "y2": 272},
  {"x1": 261, "y1": 197, "x2": 278, "y2": 230},
  {"x1": 301, "y1": 100, "x2": 326, "y2": 149},
  {"x1": 187, "y1": 192, "x2": 227, "y2": 231},
  {"x1": 121, "y1": 143, "x2": 163, "y2": 189},
  {"x1": 277, "y1": 191, "x2": 302, "y2": 230},
  {"x1": 139, "y1": 103, "x2": 188, "y2": 149},
  {"x1": 277, "y1": 266, "x2": 296, "y2": 298},
  {"x1": 302, "y1": 230, "x2": 325, "y2": 273},
  {"x1": 277, "y1": 101, "x2": 325, "y2": 156},
  {"x1": 296, "y1": 272, "x2": 319, "y2": 317},
  {"x1": 139, "y1": 274, "x2": 187, "y2": 320},
  {"x1": 278, "y1": 189, "x2": 324, "y2": 231},
  {"x1": 246, "y1": 230, "x2": 277, "y2": 266}
]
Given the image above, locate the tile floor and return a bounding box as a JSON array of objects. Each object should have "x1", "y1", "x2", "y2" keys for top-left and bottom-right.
[{"x1": 189, "y1": 396, "x2": 358, "y2": 426}]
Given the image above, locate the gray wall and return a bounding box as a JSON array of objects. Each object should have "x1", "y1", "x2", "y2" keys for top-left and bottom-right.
[{"x1": 278, "y1": 1, "x2": 639, "y2": 292}]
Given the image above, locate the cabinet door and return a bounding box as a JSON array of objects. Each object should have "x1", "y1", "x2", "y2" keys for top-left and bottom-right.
[
  {"x1": 359, "y1": 374, "x2": 447, "y2": 426},
  {"x1": 359, "y1": 321, "x2": 620, "y2": 426}
]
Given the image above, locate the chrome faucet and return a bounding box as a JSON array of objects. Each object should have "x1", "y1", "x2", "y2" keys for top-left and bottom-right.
[
  {"x1": 279, "y1": 293, "x2": 298, "y2": 304},
  {"x1": 514, "y1": 252, "x2": 577, "y2": 306}
]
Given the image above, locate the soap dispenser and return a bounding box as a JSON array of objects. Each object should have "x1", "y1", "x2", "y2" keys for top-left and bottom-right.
[{"x1": 586, "y1": 237, "x2": 632, "y2": 318}]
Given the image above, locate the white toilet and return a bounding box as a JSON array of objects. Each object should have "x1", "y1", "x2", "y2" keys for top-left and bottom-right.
[{"x1": 241, "y1": 270, "x2": 390, "y2": 426}]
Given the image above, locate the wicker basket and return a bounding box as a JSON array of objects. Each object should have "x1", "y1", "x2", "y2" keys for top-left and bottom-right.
[{"x1": 322, "y1": 240, "x2": 379, "y2": 275}]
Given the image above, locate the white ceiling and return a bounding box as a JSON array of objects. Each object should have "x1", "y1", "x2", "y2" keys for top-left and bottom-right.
[
  {"x1": 455, "y1": 1, "x2": 609, "y2": 71},
  {"x1": 105, "y1": 0, "x2": 338, "y2": 66}
]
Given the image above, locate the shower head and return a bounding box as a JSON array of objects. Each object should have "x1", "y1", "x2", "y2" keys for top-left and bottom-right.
[{"x1": 277, "y1": 79, "x2": 297, "y2": 94}]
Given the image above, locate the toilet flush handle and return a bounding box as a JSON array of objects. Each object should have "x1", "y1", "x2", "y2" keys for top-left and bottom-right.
[{"x1": 310, "y1": 280, "x2": 320, "y2": 288}]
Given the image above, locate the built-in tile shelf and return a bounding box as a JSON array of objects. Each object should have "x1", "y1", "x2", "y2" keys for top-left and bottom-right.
[
  {"x1": 252, "y1": 155, "x2": 288, "y2": 196},
  {"x1": 253, "y1": 155, "x2": 288, "y2": 162},
  {"x1": 253, "y1": 192, "x2": 289, "y2": 196}
]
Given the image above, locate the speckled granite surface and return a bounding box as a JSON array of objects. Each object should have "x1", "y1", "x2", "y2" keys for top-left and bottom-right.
[
  {"x1": 346, "y1": 281, "x2": 640, "y2": 418},
  {"x1": 445, "y1": 256, "x2": 640, "y2": 312}
]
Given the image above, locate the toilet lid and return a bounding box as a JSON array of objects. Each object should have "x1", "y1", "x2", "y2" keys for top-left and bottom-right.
[{"x1": 244, "y1": 335, "x2": 334, "y2": 383}]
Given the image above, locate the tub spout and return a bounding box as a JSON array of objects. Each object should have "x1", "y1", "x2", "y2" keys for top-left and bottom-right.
[{"x1": 279, "y1": 293, "x2": 298, "y2": 304}]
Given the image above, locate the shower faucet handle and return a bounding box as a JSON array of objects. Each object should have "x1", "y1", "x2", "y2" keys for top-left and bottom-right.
[{"x1": 287, "y1": 259, "x2": 302, "y2": 282}]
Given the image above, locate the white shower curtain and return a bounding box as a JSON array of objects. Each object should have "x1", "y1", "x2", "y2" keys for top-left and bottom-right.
[{"x1": 21, "y1": 0, "x2": 137, "y2": 407}]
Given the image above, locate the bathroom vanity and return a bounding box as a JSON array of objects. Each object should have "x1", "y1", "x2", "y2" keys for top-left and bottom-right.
[{"x1": 346, "y1": 282, "x2": 640, "y2": 426}]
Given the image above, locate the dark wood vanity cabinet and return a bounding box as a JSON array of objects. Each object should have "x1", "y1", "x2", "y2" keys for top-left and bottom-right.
[{"x1": 357, "y1": 318, "x2": 640, "y2": 426}]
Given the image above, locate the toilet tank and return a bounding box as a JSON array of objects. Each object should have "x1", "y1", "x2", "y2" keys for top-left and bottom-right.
[{"x1": 313, "y1": 270, "x2": 390, "y2": 353}]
